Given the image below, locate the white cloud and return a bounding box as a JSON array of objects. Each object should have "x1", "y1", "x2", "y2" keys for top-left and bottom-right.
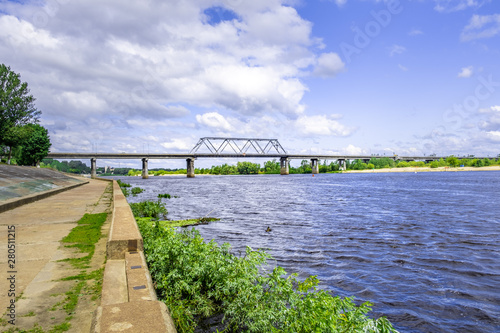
[
  {"x1": 457, "y1": 66, "x2": 474, "y2": 78},
  {"x1": 434, "y1": 0, "x2": 489, "y2": 13},
  {"x1": 196, "y1": 112, "x2": 235, "y2": 132},
  {"x1": 486, "y1": 131, "x2": 500, "y2": 141},
  {"x1": 409, "y1": 28, "x2": 423, "y2": 36},
  {"x1": 389, "y1": 44, "x2": 406, "y2": 57},
  {"x1": 313, "y1": 52, "x2": 345, "y2": 78},
  {"x1": 160, "y1": 138, "x2": 193, "y2": 151},
  {"x1": 332, "y1": 0, "x2": 348, "y2": 6},
  {"x1": 0, "y1": 0, "x2": 343, "y2": 152},
  {"x1": 344, "y1": 144, "x2": 365, "y2": 155},
  {"x1": 461, "y1": 14, "x2": 500, "y2": 42},
  {"x1": 398, "y1": 64, "x2": 408, "y2": 71},
  {"x1": 295, "y1": 115, "x2": 355, "y2": 137}
]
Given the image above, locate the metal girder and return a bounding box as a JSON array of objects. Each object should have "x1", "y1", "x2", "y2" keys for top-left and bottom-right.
[{"x1": 190, "y1": 137, "x2": 287, "y2": 155}]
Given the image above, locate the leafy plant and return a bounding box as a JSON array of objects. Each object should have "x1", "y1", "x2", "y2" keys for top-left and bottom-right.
[
  {"x1": 130, "y1": 200, "x2": 167, "y2": 219},
  {"x1": 158, "y1": 193, "x2": 171, "y2": 199},
  {"x1": 137, "y1": 221, "x2": 398, "y2": 333},
  {"x1": 117, "y1": 179, "x2": 131, "y2": 188},
  {"x1": 131, "y1": 187, "x2": 144, "y2": 195}
]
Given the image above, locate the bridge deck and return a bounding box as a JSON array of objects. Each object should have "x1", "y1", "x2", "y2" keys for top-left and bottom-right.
[{"x1": 45, "y1": 153, "x2": 479, "y2": 161}]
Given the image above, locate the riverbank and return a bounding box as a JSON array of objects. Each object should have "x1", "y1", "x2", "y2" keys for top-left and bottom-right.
[
  {"x1": 0, "y1": 166, "x2": 176, "y2": 332},
  {"x1": 345, "y1": 165, "x2": 500, "y2": 173}
]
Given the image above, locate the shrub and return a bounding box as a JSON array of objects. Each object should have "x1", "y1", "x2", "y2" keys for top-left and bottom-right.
[
  {"x1": 397, "y1": 161, "x2": 409, "y2": 168},
  {"x1": 131, "y1": 187, "x2": 144, "y2": 195},
  {"x1": 158, "y1": 193, "x2": 171, "y2": 199},
  {"x1": 137, "y1": 221, "x2": 397, "y2": 333},
  {"x1": 130, "y1": 200, "x2": 167, "y2": 219},
  {"x1": 117, "y1": 179, "x2": 131, "y2": 187}
]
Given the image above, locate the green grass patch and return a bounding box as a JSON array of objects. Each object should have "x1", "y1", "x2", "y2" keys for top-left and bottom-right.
[
  {"x1": 137, "y1": 217, "x2": 220, "y2": 228},
  {"x1": 60, "y1": 213, "x2": 107, "y2": 268},
  {"x1": 62, "y1": 213, "x2": 107, "y2": 245}
]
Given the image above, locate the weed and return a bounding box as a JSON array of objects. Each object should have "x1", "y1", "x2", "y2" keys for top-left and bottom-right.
[
  {"x1": 138, "y1": 221, "x2": 398, "y2": 333},
  {"x1": 131, "y1": 187, "x2": 144, "y2": 195},
  {"x1": 116, "y1": 179, "x2": 131, "y2": 188},
  {"x1": 130, "y1": 200, "x2": 167, "y2": 219}
]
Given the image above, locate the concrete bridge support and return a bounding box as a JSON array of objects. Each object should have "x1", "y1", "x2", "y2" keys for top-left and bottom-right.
[
  {"x1": 186, "y1": 158, "x2": 195, "y2": 178},
  {"x1": 338, "y1": 159, "x2": 346, "y2": 171},
  {"x1": 280, "y1": 157, "x2": 289, "y2": 175},
  {"x1": 311, "y1": 159, "x2": 319, "y2": 174},
  {"x1": 141, "y1": 158, "x2": 149, "y2": 179},
  {"x1": 91, "y1": 158, "x2": 97, "y2": 178}
]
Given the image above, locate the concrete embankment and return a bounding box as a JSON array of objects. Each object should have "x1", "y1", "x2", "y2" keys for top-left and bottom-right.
[
  {"x1": 0, "y1": 165, "x2": 176, "y2": 332},
  {"x1": 92, "y1": 180, "x2": 176, "y2": 333},
  {"x1": 0, "y1": 165, "x2": 88, "y2": 213}
]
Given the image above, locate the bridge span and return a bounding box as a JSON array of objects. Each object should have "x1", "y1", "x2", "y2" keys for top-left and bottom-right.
[
  {"x1": 45, "y1": 152, "x2": 459, "y2": 179},
  {"x1": 47, "y1": 137, "x2": 488, "y2": 178}
]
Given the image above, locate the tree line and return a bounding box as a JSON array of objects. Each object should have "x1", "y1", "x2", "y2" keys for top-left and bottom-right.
[
  {"x1": 0, "y1": 64, "x2": 51, "y2": 166},
  {"x1": 40, "y1": 156, "x2": 500, "y2": 176}
]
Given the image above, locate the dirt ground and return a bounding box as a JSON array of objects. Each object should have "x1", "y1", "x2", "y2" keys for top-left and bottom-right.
[{"x1": 0, "y1": 179, "x2": 112, "y2": 332}]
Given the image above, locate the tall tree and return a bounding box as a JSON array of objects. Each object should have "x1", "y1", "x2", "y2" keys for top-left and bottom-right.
[
  {"x1": 0, "y1": 64, "x2": 41, "y2": 146},
  {"x1": 16, "y1": 124, "x2": 51, "y2": 166}
]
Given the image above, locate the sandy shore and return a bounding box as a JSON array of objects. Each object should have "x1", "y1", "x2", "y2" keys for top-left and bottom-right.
[{"x1": 345, "y1": 166, "x2": 500, "y2": 173}]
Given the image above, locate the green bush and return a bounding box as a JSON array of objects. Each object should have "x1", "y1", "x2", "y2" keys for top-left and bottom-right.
[
  {"x1": 130, "y1": 200, "x2": 167, "y2": 219},
  {"x1": 131, "y1": 187, "x2": 144, "y2": 195},
  {"x1": 158, "y1": 193, "x2": 171, "y2": 199},
  {"x1": 137, "y1": 221, "x2": 397, "y2": 333},
  {"x1": 396, "y1": 161, "x2": 409, "y2": 168},
  {"x1": 117, "y1": 179, "x2": 131, "y2": 187}
]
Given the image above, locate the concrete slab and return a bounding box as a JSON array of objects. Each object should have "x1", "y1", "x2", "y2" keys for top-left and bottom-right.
[
  {"x1": 101, "y1": 260, "x2": 128, "y2": 306},
  {"x1": 96, "y1": 301, "x2": 176, "y2": 333}
]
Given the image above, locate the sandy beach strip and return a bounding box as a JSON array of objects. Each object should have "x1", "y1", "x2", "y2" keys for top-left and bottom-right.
[{"x1": 345, "y1": 166, "x2": 500, "y2": 173}]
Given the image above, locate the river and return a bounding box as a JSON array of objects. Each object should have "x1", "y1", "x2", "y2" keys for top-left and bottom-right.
[{"x1": 120, "y1": 171, "x2": 500, "y2": 333}]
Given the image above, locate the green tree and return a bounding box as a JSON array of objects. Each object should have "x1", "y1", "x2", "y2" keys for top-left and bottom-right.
[
  {"x1": 0, "y1": 64, "x2": 41, "y2": 146},
  {"x1": 16, "y1": 124, "x2": 51, "y2": 166},
  {"x1": 2, "y1": 125, "x2": 30, "y2": 164},
  {"x1": 237, "y1": 161, "x2": 260, "y2": 175},
  {"x1": 446, "y1": 155, "x2": 459, "y2": 167},
  {"x1": 264, "y1": 159, "x2": 280, "y2": 174}
]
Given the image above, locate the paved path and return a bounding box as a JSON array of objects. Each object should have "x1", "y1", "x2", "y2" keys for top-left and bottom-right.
[{"x1": 0, "y1": 177, "x2": 110, "y2": 332}]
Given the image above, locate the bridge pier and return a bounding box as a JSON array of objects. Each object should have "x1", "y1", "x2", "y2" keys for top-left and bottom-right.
[
  {"x1": 91, "y1": 158, "x2": 97, "y2": 178},
  {"x1": 338, "y1": 159, "x2": 346, "y2": 171},
  {"x1": 280, "y1": 157, "x2": 289, "y2": 175},
  {"x1": 142, "y1": 158, "x2": 149, "y2": 179},
  {"x1": 186, "y1": 158, "x2": 195, "y2": 178},
  {"x1": 311, "y1": 159, "x2": 319, "y2": 174}
]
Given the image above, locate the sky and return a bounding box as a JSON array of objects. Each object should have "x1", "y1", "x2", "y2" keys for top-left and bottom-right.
[{"x1": 1, "y1": 0, "x2": 499, "y2": 169}]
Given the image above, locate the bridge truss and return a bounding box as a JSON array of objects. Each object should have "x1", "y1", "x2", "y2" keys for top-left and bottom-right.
[{"x1": 190, "y1": 137, "x2": 287, "y2": 155}]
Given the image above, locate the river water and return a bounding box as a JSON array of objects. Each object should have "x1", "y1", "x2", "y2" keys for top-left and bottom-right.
[{"x1": 120, "y1": 171, "x2": 500, "y2": 333}]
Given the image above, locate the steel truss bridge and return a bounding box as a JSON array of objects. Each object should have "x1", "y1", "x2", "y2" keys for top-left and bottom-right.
[{"x1": 46, "y1": 137, "x2": 490, "y2": 178}]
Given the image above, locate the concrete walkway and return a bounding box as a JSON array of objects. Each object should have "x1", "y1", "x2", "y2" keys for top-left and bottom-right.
[
  {"x1": 0, "y1": 178, "x2": 111, "y2": 332},
  {"x1": 0, "y1": 166, "x2": 176, "y2": 332}
]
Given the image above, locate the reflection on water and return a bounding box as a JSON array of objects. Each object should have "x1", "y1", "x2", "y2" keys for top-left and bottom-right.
[{"x1": 120, "y1": 172, "x2": 500, "y2": 333}]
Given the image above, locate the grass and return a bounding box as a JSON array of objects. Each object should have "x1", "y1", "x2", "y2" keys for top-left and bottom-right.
[
  {"x1": 59, "y1": 213, "x2": 107, "y2": 268},
  {"x1": 136, "y1": 217, "x2": 220, "y2": 228}
]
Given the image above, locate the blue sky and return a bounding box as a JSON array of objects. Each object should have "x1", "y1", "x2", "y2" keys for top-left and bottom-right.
[{"x1": 1, "y1": 0, "x2": 499, "y2": 169}]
